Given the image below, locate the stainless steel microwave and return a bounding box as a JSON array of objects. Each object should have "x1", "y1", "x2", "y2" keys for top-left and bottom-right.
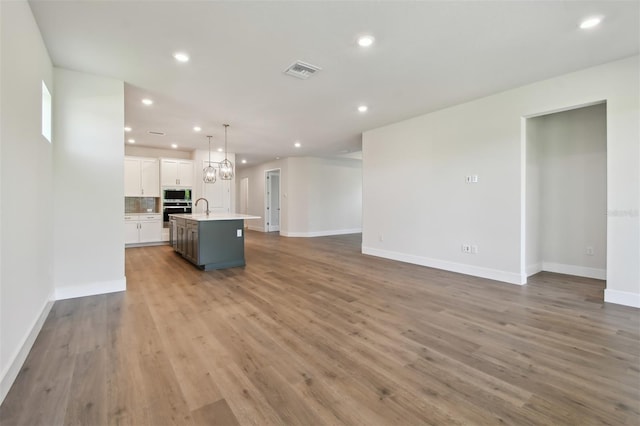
[{"x1": 163, "y1": 188, "x2": 191, "y2": 201}]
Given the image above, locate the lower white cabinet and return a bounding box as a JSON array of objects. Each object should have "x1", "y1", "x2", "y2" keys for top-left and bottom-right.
[{"x1": 125, "y1": 214, "x2": 162, "y2": 244}]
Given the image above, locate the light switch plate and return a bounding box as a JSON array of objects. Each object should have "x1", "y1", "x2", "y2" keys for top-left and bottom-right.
[{"x1": 237, "y1": 229, "x2": 242, "y2": 237}]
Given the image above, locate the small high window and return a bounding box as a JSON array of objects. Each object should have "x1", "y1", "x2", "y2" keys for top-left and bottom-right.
[{"x1": 42, "y1": 81, "x2": 51, "y2": 142}]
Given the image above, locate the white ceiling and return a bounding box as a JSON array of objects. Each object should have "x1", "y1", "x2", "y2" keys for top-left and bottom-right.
[{"x1": 30, "y1": 1, "x2": 639, "y2": 167}]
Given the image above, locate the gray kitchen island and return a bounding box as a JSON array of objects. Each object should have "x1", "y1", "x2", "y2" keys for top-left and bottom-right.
[{"x1": 169, "y1": 213, "x2": 260, "y2": 270}]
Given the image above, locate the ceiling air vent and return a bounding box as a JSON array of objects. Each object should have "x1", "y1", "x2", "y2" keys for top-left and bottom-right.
[
  {"x1": 148, "y1": 131, "x2": 165, "y2": 136},
  {"x1": 283, "y1": 60, "x2": 321, "y2": 80}
]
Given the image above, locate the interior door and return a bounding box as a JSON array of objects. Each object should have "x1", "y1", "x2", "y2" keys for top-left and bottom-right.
[{"x1": 266, "y1": 170, "x2": 280, "y2": 232}]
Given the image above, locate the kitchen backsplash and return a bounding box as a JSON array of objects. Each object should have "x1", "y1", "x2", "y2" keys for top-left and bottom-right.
[{"x1": 125, "y1": 197, "x2": 160, "y2": 213}]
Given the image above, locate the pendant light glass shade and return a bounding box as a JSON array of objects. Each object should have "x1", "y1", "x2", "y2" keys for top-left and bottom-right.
[
  {"x1": 203, "y1": 135, "x2": 217, "y2": 183},
  {"x1": 220, "y1": 124, "x2": 234, "y2": 180}
]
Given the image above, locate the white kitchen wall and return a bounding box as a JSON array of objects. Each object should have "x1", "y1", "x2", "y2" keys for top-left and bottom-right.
[
  {"x1": 192, "y1": 149, "x2": 235, "y2": 214},
  {"x1": 363, "y1": 56, "x2": 639, "y2": 307},
  {"x1": 53, "y1": 68, "x2": 126, "y2": 299},
  {"x1": 0, "y1": 0, "x2": 55, "y2": 402},
  {"x1": 528, "y1": 103, "x2": 607, "y2": 279}
]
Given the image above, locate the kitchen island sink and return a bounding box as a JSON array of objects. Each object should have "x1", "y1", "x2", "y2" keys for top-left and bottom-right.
[{"x1": 169, "y1": 213, "x2": 260, "y2": 270}]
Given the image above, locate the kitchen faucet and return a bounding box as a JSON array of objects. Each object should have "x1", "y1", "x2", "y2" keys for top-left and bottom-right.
[{"x1": 195, "y1": 198, "x2": 210, "y2": 216}]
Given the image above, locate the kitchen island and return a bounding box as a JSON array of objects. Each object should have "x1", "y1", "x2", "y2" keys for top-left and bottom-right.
[{"x1": 169, "y1": 213, "x2": 260, "y2": 270}]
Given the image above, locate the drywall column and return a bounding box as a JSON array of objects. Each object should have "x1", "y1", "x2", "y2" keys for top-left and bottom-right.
[
  {"x1": 52, "y1": 68, "x2": 126, "y2": 299},
  {"x1": 0, "y1": 0, "x2": 55, "y2": 402}
]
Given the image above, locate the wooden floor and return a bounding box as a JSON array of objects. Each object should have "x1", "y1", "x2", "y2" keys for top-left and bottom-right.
[{"x1": 1, "y1": 231, "x2": 639, "y2": 425}]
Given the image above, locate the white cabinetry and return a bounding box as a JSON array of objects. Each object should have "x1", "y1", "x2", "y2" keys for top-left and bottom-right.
[
  {"x1": 125, "y1": 157, "x2": 160, "y2": 197},
  {"x1": 161, "y1": 159, "x2": 193, "y2": 188},
  {"x1": 125, "y1": 214, "x2": 162, "y2": 244}
]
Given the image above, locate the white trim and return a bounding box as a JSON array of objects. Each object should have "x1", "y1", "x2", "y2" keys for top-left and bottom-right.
[
  {"x1": 362, "y1": 246, "x2": 524, "y2": 285},
  {"x1": 55, "y1": 277, "x2": 126, "y2": 300},
  {"x1": 541, "y1": 262, "x2": 606, "y2": 280},
  {"x1": 282, "y1": 228, "x2": 362, "y2": 238},
  {"x1": 527, "y1": 263, "x2": 543, "y2": 277},
  {"x1": 520, "y1": 117, "x2": 528, "y2": 285},
  {"x1": 248, "y1": 225, "x2": 264, "y2": 232},
  {"x1": 1, "y1": 295, "x2": 54, "y2": 404},
  {"x1": 604, "y1": 289, "x2": 640, "y2": 308}
]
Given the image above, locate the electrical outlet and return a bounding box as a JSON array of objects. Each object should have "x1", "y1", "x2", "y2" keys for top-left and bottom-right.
[
  {"x1": 586, "y1": 246, "x2": 594, "y2": 256},
  {"x1": 462, "y1": 244, "x2": 471, "y2": 253},
  {"x1": 471, "y1": 175, "x2": 479, "y2": 183},
  {"x1": 471, "y1": 245, "x2": 479, "y2": 254}
]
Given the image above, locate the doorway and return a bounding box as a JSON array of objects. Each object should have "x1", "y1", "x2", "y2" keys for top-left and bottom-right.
[
  {"x1": 524, "y1": 102, "x2": 607, "y2": 284},
  {"x1": 265, "y1": 169, "x2": 280, "y2": 233}
]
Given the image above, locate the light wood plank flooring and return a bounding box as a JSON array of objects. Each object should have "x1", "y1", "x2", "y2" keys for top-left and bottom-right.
[{"x1": 1, "y1": 231, "x2": 639, "y2": 425}]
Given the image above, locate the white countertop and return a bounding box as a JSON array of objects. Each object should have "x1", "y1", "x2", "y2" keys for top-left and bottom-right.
[{"x1": 169, "y1": 213, "x2": 261, "y2": 221}]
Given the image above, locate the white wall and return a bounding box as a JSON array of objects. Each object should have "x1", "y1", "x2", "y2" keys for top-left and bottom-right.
[
  {"x1": 528, "y1": 103, "x2": 607, "y2": 279},
  {"x1": 236, "y1": 158, "x2": 289, "y2": 233},
  {"x1": 192, "y1": 149, "x2": 235, "y2": 214},
  {"x1": 236, "y1": 157, "x2": 362, "y2": 237},
  {"x1": 288, "y1": 157, "x2": 362, "y2": 237},
  {"x1": 52, "y1": 68, "x2": 126, "y2": 299},
  {"x1": 0, "y1": 0, "x2": 55, "y2": 402},
  {"x1": 363, "y1": 56, "x2": 639, "y2": 307}
]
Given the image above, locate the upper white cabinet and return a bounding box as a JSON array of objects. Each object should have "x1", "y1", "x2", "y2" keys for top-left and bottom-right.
[
  {"x1": 161, "y1": 159, "x2": 194, "y2": 188},
  {"x1": 125, "y1": 157, "x2": 160, "y2": 197}
]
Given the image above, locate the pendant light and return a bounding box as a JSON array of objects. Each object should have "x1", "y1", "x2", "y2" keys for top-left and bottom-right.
[
  {"x1": 203, "y1": 135, "x2": 216, "y2": 183},
  {"x1": 219, "y1": 124, "x2": 234, "y2": 180}
]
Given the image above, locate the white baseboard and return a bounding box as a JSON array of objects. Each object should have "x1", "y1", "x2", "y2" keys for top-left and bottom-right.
[
  {"x1": 362, "y1": 246, "x2": 524, "y2": 285},
  {"x1": 247, "y1": 225, "x2": 264, "y2": 232},
  {"x1": 542, "y1": 262, "x2": 606, "y2": 280},
  {"x1": 527, "y1": 263, "x2": 543, "y2": 277},
  {"x1": 282, "y1": 228, "x2": 362, "y2": 238},
  {"x1": 604, "y1": 289, "x2": 640, "y2": 308},
  {"x1": 0, "y1": 295, "x2": 54, "y2": 404},
  {"x1": 55, "y1": 277, "x2": 126, "y2": 300}
]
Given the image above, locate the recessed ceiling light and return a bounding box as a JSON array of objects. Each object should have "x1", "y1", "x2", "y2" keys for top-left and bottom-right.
[
  {"x1": 294, "y1": 142, "x2": 301, "y2": 148},
  {"x1": 124, "y1": 126, "x2": 132, "y2": 132},
  {"x1": 142, "y1": 98, "x2": 153, "y2": 106},
  {"x1": 193, "y1": 126, "x2": 201, "y2": 132},
  {"x1": 171, "y1": 143, "x2": 178, "y2": 149},
  {"x1": 357, "y1": 35, "x2": 375, "y2": 47},
  {"x1": 276, "y1": 157, "x2": 280, "y2": 160},
  {"x1": 127, "y1": 139, "x2": 135, "y2": 144},
  {"x1": 580, "y1": 17, "x2": 602, "y2": 29},
  {"x1": 358, "y1": 105, "x2": 368, "y2": 113},
  {"x1": 217, "y1": 148, "x2": 223, "y2": 152},
  {"x1": 241, "y1": 159, "x2": 247, "y2": 164},
  {"x1": 173, "y1": 52, "x2": 190, "y2": 63}
]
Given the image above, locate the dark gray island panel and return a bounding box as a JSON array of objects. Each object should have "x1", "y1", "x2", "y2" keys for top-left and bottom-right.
[
  {"x1": 197, "y1": 219, "x2": 245, "y2": 270},
  {"x1": 171, "y1": 216, "x2": 247, "y2": 270}
]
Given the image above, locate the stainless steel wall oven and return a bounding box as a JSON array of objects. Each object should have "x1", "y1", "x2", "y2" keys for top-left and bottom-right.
[{"x1": 162, "y1": 188, "x2": 192, "y2": 225}]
